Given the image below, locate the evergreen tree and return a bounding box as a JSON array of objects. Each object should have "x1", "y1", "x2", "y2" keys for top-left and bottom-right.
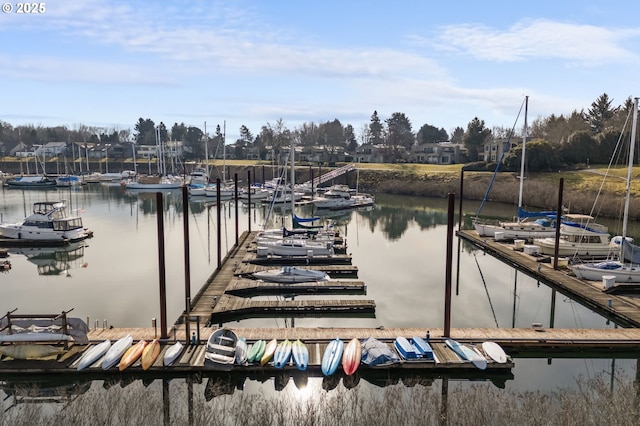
[
  {"x1": 462, "y1": 117, "x2": 491, "y2": 162},
  {"x1": 368, "y1": 111, "x2": 383, "y2": 145},
  {"x1": 586, "y1": 93, "x2": 617, "y2": 133}
]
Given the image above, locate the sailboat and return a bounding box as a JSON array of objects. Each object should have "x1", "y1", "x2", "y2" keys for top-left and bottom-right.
[
  {"x1": 257, "y1": 138, "x2": 334, "y2": 257},
  {"x1": 571, "y1": 97, "x2": 640, "y2": 282},
  {"x1": 473, "y1": 96, "x2": 558, "y2": 240}
]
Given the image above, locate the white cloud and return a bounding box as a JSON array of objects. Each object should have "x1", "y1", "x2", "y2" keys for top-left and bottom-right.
[{"x1": 433, "y1": 19, "x2": 640, "y2": 63}]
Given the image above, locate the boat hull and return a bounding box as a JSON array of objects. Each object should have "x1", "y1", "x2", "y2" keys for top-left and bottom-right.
[{"x1": 321, "y1": 338, "x2": 344, "y2": 376}]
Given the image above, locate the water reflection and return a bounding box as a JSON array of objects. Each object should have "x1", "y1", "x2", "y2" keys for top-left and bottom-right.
[{"x1": 8, "y1": 241, "x2": 88, "y2": 276}]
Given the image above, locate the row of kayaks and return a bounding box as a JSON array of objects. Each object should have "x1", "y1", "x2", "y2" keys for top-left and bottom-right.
[
  {"x1": 75, "y1": 336, "x2": 184, "y2": 371},
  {"x1": 204, "y1": 329, "x2": 509, "y2": 375}
]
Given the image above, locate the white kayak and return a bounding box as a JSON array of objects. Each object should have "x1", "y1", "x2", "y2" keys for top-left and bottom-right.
[
  {"x1": 101, "y1": 335, "x2": 133, "y2": 370},
  {"x1": 482, "y1": 341, "x2": 508, "y2": 363},
  {"x1": 77, "y1": 340, "x2": 111, "y2": 371},
  {"x1": 163, "y1": 342, "x2": 184, "y2": 366}
]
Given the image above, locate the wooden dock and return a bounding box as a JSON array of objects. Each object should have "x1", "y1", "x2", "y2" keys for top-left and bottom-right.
[
  {"x1": 457, "y1": 229, "x2": 640, "y2": 328},
  {"x1": 224, "y1": 278, "x2": 366, "y2": 296},
  {"x1": 183, "y1": 231, "x2": 374, "y2": 327}
]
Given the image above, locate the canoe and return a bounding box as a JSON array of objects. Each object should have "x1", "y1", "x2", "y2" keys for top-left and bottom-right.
[
  {"x1": 0, "y1": 344, "x2": 63, "y2": 360},
  {"x1": 260, "y1": 339, "x2": 278, "y2": 366},
  {"x1": 394, "y1": 336, "x2": 418, "y2": 359},
  {"x1": 273, "y1": 339, "x2": 292, "y2": 369},
  {"x1": 204, "y1": 328, "x2": 238, "y2": 371},
  {"x1": 482, "y1": 341, "x2": 508, "y2": 363},
  {"x1": 235, "y1": 338, "x2": 248, "y2": 365},
  {"x1": 119, "y1": 340, "x2": 147, "y2": 371},
  {"x1": 102, "y1": 335, "x2": 133, "y2": 370},
  {"x1": 411, "y1": 336, "x2": 434, "y2": 361},
  {"x1": 77, "y1": 340, "x2": 111, "y2": 371},
  {"x1": 445, "y1": 339, "x2": 487, "y2": 370},
  {"x1": 246, "y1": 340, "x2": 266, "y2": 363},
  {"x1": 342, "y1": 338, "x2": 362, "y2": 376},
  {"x1": 141, "y1": 339, "x2": 161, "y2": 370},
  {"x1": 321, "y1": 338, "x2": 344, "y2": 376},
  {"x1": 291, "y1": 339, "x2": 309, "y2": 371},
  {"x1": 163, "y1": 342, "x2": 184, "y2": 366}
]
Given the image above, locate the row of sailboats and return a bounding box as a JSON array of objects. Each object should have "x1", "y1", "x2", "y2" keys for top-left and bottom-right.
[{"x1": 570, "y1": 97, "x2": 640, "y2": 282}]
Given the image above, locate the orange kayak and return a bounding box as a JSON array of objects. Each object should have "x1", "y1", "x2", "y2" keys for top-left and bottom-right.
[
  {"x1": 141, "y1": 339, "x2": 161, "y2": 370},
  {"x1": 119, "y1": 340, "x2": 147, "y2": 371}
]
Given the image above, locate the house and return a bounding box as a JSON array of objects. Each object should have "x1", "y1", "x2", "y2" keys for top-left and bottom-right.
[
  {"x1": 479, "y1": 138, "x2": 521, "y2": 162},
  {"x1": 410, "y1": 142, "x2": 463, "y2": 164},
  {"x1": 354, "y1": 144, "x2": 385, "y2": 163},
  {"x1": 36, "y1": 142, "x2": 67, "y2": 158}
]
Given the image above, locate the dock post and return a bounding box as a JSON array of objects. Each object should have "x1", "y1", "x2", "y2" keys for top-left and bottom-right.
[
  {"x1": 156, "y1": 192, "x2": 168, "y2": 339},
  {"x1": 216, "y1": 178, "x2": 222, "y2": 270},
  {"x1": 553, "y1": 178, "x2": 564, "y2": 269},
  {"x1": 247, "y1": 170, "x2": 252, "y2": 232},
  {"x1": 444, "y1": 193, "x2": 454, "y2": 337},
  {"x1": 182, "y1": 186, "x2": 191, "y2": 313},
  {"x1": 234, "y1": 173, "x2": 239, "y2": 246}
]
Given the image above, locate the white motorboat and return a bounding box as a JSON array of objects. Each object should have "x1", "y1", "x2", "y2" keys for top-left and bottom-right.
[
  {"x1": 0, "y1": 201, "x2": 92, "y2": 242},
  {"x1": 533, "y1": 214, "x2": 614, "y2": 257},
  {"x1": 313, "y1": 185, "x2": 356, "y2": 209},
  {"x1": 252, "y1": 266, "x2": 330, "y2": 283}
]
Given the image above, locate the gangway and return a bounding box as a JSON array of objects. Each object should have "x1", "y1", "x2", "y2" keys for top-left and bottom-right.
[{"x1": 303, "y1": 163, "x2": 355, "y2": 187}]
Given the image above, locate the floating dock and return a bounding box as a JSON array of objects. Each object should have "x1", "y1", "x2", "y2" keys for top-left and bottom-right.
[
  {"x1": 457, "y1": 229, "x2": 640, "y2": 328},
  {"x1": 184, "y1": 231, "x2": 373, "y2": 327}
]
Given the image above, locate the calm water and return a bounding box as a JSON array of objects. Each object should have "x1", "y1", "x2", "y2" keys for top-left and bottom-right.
[{"x1": 0, "y1": 184, "x2": 637, "y2": 406}]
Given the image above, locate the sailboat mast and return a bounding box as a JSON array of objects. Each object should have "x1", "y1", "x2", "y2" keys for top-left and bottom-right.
[
  {"x1": 290, "y1": 137, "x2": 295, "y2": 212},
  {"x1": 517, "y1": 95, "x2": 528, "y2": 211},
  {"x1": 204, "y1": 121, "x2": 209, "y2": 180},
  {"x1": 223, "y1": 120, "x2": 226, "y2": 183},
  {"x1": 622, "y1": 97, "x2": 639, "y2": 240}
]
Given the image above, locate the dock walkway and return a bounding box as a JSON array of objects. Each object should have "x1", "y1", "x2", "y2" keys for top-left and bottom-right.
[
  {"x1": 458, "y1": 229, "x2": 640, "y2": 328},
  {"x1": 183, "y1": 231, "x2": 374, "y2": 328}
]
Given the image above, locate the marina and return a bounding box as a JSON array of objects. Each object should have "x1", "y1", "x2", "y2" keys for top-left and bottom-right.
[{"x1": 2, "y1": 187, "x2": 640, "y2": 405}]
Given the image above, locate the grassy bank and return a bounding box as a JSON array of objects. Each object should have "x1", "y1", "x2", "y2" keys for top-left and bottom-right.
[{"x1": 221, "y1": 162, "x2": 637, "y2": 220}]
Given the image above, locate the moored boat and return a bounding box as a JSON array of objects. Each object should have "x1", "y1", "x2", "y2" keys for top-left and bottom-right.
[
  {"x1": 76, "y1": 340, "x2": 111, "y2": 371},
  {"x1": 291, "y1": 339, "x2": 309, "y2": 371},
  {"x1": 252, "y1": 266, "x2": 330, "y2": 283},
  {"x1": 102, "y1": 335, "x2": 133, "y2": 370},
  {"x1": 118, "y1": 339, "x2": 147, "y2": 371},
  {"x1": 0, "y1": 201, "x2": 92, "y2": 242},
  {"x1": 321, "y1": 338, "x2": 344, "y2": 376},
  {"x1": 204, "y1": 328, "x2": 238, "y2": 371},
  {"x1": 246, "y1": 339, "x2": 266, "y2": 364},
  {"x1": 342, "y1": 338, "x2": 362, "y2": 376},
  {"x1": 273, "y1": 339, "x2": 292, "y2": 369},
  {"x1": 163, "y1": 342, "x2": 184, "y2": 366},
  {"x1": 445, "y1": 339, "x2": 487, "y2": 370},
  {"x1": 394, "y1": 336, "x2": 419, "y2": 359},
  {"x1": 141, "y1": 339, "x2": 161, "y2": 370}
]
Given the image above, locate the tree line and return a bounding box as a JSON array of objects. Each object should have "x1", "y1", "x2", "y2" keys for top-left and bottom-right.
[{"x1": 0, "y1": 93, "x2": 636, "y2": 171}]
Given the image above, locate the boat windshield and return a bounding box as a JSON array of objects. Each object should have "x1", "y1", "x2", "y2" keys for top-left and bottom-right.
[{"x1": 52, "y1": 218, "x2": 83, "y2": 231}]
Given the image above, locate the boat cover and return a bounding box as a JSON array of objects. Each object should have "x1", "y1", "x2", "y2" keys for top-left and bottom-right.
[{"x1": 361, "y1": 337, "x2": 400, "y2": 367}]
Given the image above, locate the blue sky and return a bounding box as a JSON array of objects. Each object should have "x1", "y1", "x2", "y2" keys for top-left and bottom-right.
[{"x1": 2, "y1": 0, "x2": 640, "y2": 142}]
